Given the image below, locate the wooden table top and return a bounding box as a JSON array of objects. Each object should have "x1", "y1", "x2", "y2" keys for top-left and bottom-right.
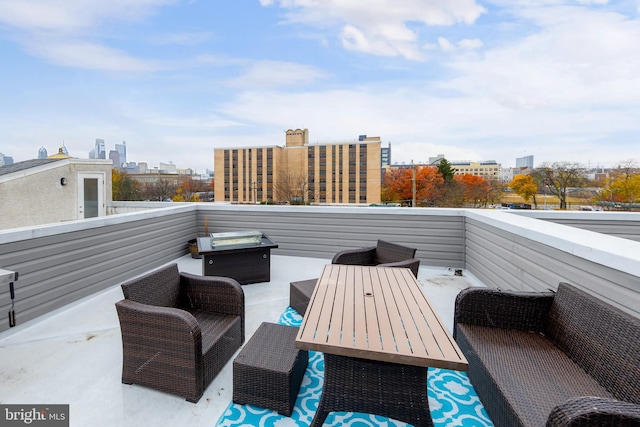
[{"x1": 296, "y1": 264, "x2": 468, "y2": 371}]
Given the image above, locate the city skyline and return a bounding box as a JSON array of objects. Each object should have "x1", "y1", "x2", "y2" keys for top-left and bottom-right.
[{"x1": 1, "y1": 1, "x2": 639, "y2": 173}]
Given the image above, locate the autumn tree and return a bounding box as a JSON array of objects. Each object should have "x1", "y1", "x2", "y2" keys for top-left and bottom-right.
[
  {"x1": 382, "y1": 166, "x2": 444, "y2": 206},
  {"x1": 535, "y1": 162, "x2": 586, "y2": 209},
  {"x1": 603, "y1": 160, "x2": 640, "y2": 210},
  {"x1": 455, "y1": 174, "x2": 492, "y2": 208},
  {"x1": 178, "y1": 178, "x2": 202, "y2": 202},
  {"x1": 509, "y1": 174, "x2": 538, "y2": 208},
  {"x1": 112, "y1": 168, "x2": 143, "y2": 201}
]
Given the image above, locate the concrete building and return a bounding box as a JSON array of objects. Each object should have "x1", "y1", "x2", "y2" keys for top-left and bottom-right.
[
  {"x1": 381, "y1": 143, "x2": 391, "y2": 167},
  {"x1": 109, "y1": 150, "x2": 121, "y2": 167},
  {"x1": 0, "y1": 157, "x2": 113, "y2": 229},
  {"x1": 516, "y1": 155, "x2": 534, "y2": 169},
  {"x1": 214, "y1": 129, "x2": 382, "y2": 204},
  {"x1": 0, "y1": 153, "x2": 13, "y2": 166},
  {"x1": 450, "y1": 160, "x2": 501, "y2": 179}
]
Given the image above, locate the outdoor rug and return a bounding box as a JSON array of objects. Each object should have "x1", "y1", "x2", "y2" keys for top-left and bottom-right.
[{"x1": 216, "y1": 307, "x2": 493, "y2": 427}]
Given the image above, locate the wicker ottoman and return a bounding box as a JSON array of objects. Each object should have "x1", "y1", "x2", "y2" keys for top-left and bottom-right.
[
  {"x1": 233, "y1": 322, "x2": 308, "y2": 416},
  {"x1": 289, "y1": 278, "x2": 317, "y2": 316}
]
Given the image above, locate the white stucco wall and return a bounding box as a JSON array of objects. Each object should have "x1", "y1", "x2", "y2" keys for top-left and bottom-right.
[{"x1": 0, "y1": 159, "x2": 112, "y2": 230}]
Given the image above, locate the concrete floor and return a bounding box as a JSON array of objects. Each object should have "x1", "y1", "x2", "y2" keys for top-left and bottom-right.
[{"x1": 0, "y1": 255, "x2": 480, "y2": 427}]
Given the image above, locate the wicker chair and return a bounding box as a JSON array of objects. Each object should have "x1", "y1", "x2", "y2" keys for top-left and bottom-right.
[
  {"x1": 290, "y1": 240, "x2": 420, "y2": 316},
  {"x1": 115, "y1": 263, "x2": 244, "y2": 403},
  {"x1": 331, "y1": 239, "x2": 420, "y2": 277}
]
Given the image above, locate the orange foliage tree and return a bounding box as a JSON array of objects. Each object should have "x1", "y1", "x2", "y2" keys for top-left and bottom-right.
[
  {"x1": 454, "y1": 174, "x2": 492, "y2": 207},
  {"x1": 382, "y1": 166, "x2": 444, "y2": 206}
]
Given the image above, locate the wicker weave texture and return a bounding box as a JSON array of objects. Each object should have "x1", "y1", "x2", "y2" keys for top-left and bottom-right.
[
  {"x1": 453, "y1": 283, "x2": 640, "y2": 427},
  {"x1": 233, "y1": 322, "x2": 308, "y2": 416},
  {"x1": 289, "y1": 279, "x2": 317, "y2": 316},
  {"x1": 330, "y1": 240, "x2": 420, "y2": 277},
  {"x1": 311, "y1": 354, "x2": 433, "y2": 427},
  {"x1": 116, "y1": 263, "x2": 244, "y2": 403}
]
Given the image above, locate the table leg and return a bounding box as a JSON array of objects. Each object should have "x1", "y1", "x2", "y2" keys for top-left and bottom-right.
[{"x1": 310, "y1": 354, "x2": 434, "y2": 427}]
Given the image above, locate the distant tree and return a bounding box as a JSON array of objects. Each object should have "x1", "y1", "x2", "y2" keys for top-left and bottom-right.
[
  {"x1": 437, "y1": 158, "x2": 455, "y2": 182},
  {"x1": 605, "y1": 160, "x2": 640, "y2": 210},
  {"x1": 535, "y1": 162, "x2": 586, "y2": 209},
  {"x1": 509, "y1": 174, "x2": 538, "y2": 208},
  {"x1": 486, "y1": 179, "x2": 505, "y2": 206},
  {"x1": 179, "y1": 178, "x2": 203, "y2": 202},
  {"x1": 382, "y1": 166, "x2": 443, "y2": 206},
  {"x1": 112, "y1": 168, "x2": 143, "y2": 201},
  {"x1": 455, "y1": 174, "x2": 492, "y2": 208},
  {"x1": 150, "y1": 178, "x2": 176, "y2": 201},
  {"x1": 274, "y1": 171, "x2": 308, "y2": 204}
]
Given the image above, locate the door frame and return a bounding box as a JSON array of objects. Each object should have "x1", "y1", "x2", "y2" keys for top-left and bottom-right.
[{"x1": 77, "y1": 172, "x2": 106, "y2": 219}]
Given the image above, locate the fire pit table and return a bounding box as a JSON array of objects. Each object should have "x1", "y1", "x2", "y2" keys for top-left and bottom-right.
[{"x1": 197, "y1": 231, "x2": 278, "y2": 285}]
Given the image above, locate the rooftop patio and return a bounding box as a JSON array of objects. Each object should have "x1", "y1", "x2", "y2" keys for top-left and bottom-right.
[
  {"x1": 1, "y1": 204, "x2": 639, "y2": 426},
  {"x1": 0, "y1": 253, "x2": 479, "y2": 426}
]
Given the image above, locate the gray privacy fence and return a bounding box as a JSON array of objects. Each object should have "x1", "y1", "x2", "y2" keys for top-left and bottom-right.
[{"x1": 1, "y1": 204, "x2": 638, "y2": 333}]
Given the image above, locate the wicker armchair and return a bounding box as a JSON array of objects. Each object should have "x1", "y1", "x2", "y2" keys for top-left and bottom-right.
[
  {"x1": 115, "y1": 263, "x2": 244, "y2": 403},
  {"x1": 331, "y1": 239, "x2": 420, "y2": 277}
]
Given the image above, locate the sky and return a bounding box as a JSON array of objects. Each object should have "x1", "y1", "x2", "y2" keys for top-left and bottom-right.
[{"x1": 1, "y1": 0, "x2": 640, "y2": 174}]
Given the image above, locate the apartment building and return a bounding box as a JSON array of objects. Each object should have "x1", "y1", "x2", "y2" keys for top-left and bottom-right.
[
  {"x1": 451, "y1": 160, "x2": 501, "y2": 179},
  {"x1": 213, "y1": 129, "x2": 382, "y2": 204}
]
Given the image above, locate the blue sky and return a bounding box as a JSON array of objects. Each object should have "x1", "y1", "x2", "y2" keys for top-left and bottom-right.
[{"x1": 1, "y1": 0, "x2": 639, "y2": 174}]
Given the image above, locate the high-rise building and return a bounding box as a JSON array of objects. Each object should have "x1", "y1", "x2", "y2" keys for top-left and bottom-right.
[
  {"x1": 381, "y1": 143, "x2": 391, "y2": 167},
  {"x1": 38, "y1": 146, "x2": 48, "y2": 159},
  {"x1": 93, "y1": 139, "x2": 106, "y2": 159},
  {"x1": 115, "y1": 142, "x2": 127, "y2": 166},
  {"x1": 109, "y1": 150, "x2": 120, "y2": 167},
  {"x1": 516, "y1": 155, "x2": 534, "y2": 169},
  {"x1": 214, "y1": 129, "x2": 382, "y2": 204}
]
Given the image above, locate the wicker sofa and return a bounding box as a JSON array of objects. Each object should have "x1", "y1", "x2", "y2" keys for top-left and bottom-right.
[
  {"x1": 454, "y1": 282, "x2": 640, "y2": 427},
  {"x1": 115, "y1": 263, "x2": 244, "y2": 403}
]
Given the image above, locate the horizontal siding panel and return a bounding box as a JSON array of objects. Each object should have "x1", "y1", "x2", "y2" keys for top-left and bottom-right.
[
  {"x1": 543, "y1": 218, "x2": 640, "y2": 242},
  {"x1": 0, "y1": 211, "x2": 195, "y2": 332},
  {"x1": 465, "y1": 217, "x2": 640, "y2": 317},
  {"x1": 200, "y1": 208, "x2": 465, "y2": 268}
]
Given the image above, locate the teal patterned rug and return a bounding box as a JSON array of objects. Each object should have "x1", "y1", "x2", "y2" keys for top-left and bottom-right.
[{"x1": 216, "y1": 307, "x2": 493, "y2": 427}]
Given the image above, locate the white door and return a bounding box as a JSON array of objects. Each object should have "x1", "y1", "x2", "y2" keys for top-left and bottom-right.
[{"x1": 78, "y1": 173, "x2": 105, "y2": 219}]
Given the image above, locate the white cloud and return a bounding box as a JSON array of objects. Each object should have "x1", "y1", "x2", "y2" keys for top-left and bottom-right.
[
  {"x1": 458, "y1": 38, "x2": 483, "y2": 50},
  {"x1": 225, "y1": 60, "x2": 329, "y2": 89},
  {"x1": 0, "y1": 0, "x2": 176, "y2": 71},
  {"x1": 263, "y1": 0, "x2": 487, "y2": 60},
  {"x1": 438, "y1": 37, "x2": 456, "y2": 52},
  {"x1": 0, "y1": 0, "x2": 176, "y2": 33},
  {"x1": 443, "y1": 6, "x2": 640, "y2": 110},
  {"x1": 25, "y1": 38, "x2": 165, "y2": 72}
]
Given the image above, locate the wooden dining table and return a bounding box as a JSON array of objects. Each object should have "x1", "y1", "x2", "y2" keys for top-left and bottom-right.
[{"x1": 296, "y1": 264, "x2": 468, "y2": 427}]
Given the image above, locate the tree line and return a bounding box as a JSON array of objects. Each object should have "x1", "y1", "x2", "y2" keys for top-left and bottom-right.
[
  {"x1": 112, "y1": 169, "x2": 213, "y2": 202},
  {"x1": 509, "y1": 160, "x2": 640, "y2": 210},
  {"x1": 381, "y1": 158, "x2": 504, "y2": 207}
]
